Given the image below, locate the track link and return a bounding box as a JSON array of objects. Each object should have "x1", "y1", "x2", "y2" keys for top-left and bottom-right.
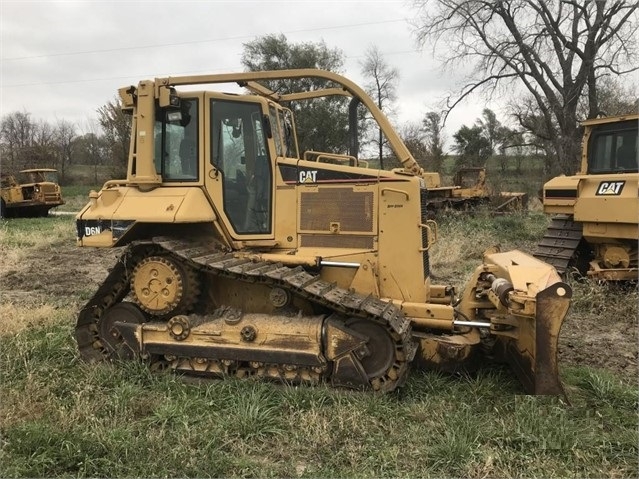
[
  {"x1": 533, "y1": 215, "x2": 584, "y2": 274},
  {"x1": 76, "y1": 236, "x2": 417, "y2": 392}
]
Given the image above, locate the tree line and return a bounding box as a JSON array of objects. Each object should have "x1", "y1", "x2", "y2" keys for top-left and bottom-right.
[
  {"x1": 1, "y1": 1, "x2": 636, "y2": 183},
  {"x1": 0, "y1": 102, "x2": 130, "y2": 185}
]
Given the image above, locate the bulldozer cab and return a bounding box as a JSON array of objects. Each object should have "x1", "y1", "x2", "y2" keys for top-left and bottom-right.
[
  {"x1": 143, "y1": 90, "x2": 297, "y2": 240},
  {"x1": 453, "y1": 167, "x2": 487, "y2": 189},
  {"x1": 18, "y1": 169, "x2": 60, "y2": 184},
  {"x1": 584, "y1": 116, "x2": 638, "y2": 174},
  {"x1": 77, "y1": 70, "x2": 421, "y2": 252}
]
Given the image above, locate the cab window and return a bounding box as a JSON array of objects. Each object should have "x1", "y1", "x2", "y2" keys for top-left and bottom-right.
[
  {"x1": 154, "y1": 98, "x2": 199, "y2": 181},
  {"x1": 588, "y1": 120, "x2": 638, "y2": 173},
  {"x1": 280, "y1": 108, "x2": 297, "y2": 158},
  {"x1": 269, "y1": 106, "x2": 284, "y2": 157},
  {"x1": 211, "y1": 100, "x2": 272, "y2": 235}
]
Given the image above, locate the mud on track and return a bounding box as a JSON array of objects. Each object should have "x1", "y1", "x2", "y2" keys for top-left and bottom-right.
[{"x1": 1, "y1": 238, "x2": 637, "y2": 385}]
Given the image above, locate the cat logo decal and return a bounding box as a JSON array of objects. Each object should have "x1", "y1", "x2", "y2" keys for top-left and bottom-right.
[
  {"x1": 299, "y1": 170, "x2": 318, "y2": 183},
  {"x1": 596, "y1": 181, "x2": 625, "y2": 196}
]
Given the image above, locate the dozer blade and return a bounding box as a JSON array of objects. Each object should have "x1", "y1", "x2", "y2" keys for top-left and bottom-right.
[
  {"x1": 500, "y1": 281, "x2": 572, "y2": 396},
  {"x1": 464, "y1": 249, "x2": 573, "y2": 396},
  {"x1": 481, "y1": 250, "x2": 573, "y2": 396}
]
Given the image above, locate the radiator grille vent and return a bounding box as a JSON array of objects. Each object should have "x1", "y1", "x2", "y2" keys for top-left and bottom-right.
[
  {"x1": 300, "y1": 188, "x2": 374, "y2": 232},
  {"x1": 300, "y1": 234, "x2": 374, "y2": 249}
]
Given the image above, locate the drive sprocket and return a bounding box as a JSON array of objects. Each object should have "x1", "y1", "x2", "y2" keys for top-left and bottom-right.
[{"x1": 131, "y1": 255, "x2": 199, "y2": 316}]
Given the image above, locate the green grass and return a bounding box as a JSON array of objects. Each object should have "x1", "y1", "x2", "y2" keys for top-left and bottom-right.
[
  {"x1": 1, "y1": 206, "x2": 637, "y2": 478},
  {"x1": 0, "y1": 216, "x2": 74, "y2": 248},
  {"x1": 59, "y1": 185, "x2": 102, "y2": 198},
  {"x1": 0, "y1": 321, "x2": 636, "y2": 478},
  {"x1": 436, "y1": 209, "x2": 548, "y2": 244},
  {"x1": 429, "y1": 210, "x2": 550, "y2": 284}
]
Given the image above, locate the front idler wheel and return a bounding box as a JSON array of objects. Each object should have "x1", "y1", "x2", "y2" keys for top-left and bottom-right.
[
  {"x1": 347, "y1": 319, "x2": 396, "y2": 380},
  {"x1": 99, "y1": 302, "x2": 147, "y2": 359},
  {"x1": 327, "y1": 316, "x2": 399, "y2": 391}
]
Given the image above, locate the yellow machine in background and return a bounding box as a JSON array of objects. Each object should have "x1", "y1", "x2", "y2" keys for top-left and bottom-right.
[
  {"x1": 422, "y1": 167, "x2": 528, "y2": 219},
  {"x1": 424, "y1": 167, "x2": 528, "y2": 215},
  {"x1": 535, "y1": 114, "x2": 638, "y2": 281},
  {"x1": 421, "y1": 167, "x2": 491, "y2": 213},
  {"x1": 75, "y1": 69, "x2": 571, "y2": 395},
  {"x1": 0, "y1": 168, "x2": 65, "y2": 218}
]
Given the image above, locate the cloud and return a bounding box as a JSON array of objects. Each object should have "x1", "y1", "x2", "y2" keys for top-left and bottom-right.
[{"x1": 1, "y1": 0, "x2": 488, "y2": 143}]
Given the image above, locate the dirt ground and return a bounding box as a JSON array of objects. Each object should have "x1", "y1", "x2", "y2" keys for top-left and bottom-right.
[
  {"x1": 1, "y1": 241, "x2": 121, "y2": 306},
  {"x1": 1, "y1": 239, "x2": 637, "y2": 385},
  {"x1": 560, "y1": 298, "x2": 638, "y2": 383}
]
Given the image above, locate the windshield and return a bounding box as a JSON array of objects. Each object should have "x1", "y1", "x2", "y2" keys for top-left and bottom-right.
[
  {"x1": 43, "y1": 171, "x2": 59, "y2": 182},
  {"x1": 18, "y1": 171, "x2": 58, "y2": 183},
  {"x1": 588, "y1": 120, "x2": 638, "y2": 174}
]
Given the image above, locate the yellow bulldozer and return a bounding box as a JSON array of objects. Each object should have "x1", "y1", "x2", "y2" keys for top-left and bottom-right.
[
  {"x1": 535, "y1": 114, "x2": 638, "y2": 281},
  {"x1": 75, "y1": 69, "x2": 571, "y2": 395},
  {"x1": 423, "y1": 167, "x2": 528, "y2": 216},
  {"x1": 1, "y1": 168, "x2": 65, "y2": 218},
  {"x1": 421, "y1": 167, "x2": 491, "y2": 213}
]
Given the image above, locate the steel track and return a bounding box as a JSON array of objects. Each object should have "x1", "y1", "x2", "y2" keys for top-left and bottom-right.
[{"x1": 75, "y1": 236, "x2": 417, "y2": 392}]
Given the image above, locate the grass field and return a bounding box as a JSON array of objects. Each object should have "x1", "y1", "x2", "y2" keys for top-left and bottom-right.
[{"x1": 0, "y1": 197, "x2": 637, "y2": 478}]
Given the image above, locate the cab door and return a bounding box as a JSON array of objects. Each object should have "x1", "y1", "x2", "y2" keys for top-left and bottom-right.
[{"x1": 204, "y1": 95, "x2": 274, "y2": 239}]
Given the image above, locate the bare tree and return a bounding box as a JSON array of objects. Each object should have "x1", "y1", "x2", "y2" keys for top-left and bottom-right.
[
  {"x1": 422, "y1": 111, "x2": 446, "y2": 172},
  {"x1": 509, "y1": 96, "x2": 558, "y2": 175},
  {"x1": 360, "y1": 45, "x2": 399, "y2": 169},
  {"x1": 1, "y1": 111, "x2": 35, "y2": 172},
  {"x1": 412, "y1": 0, "x2": 639, "y2": 174},
  {"x1": 53, "y1": 119, "x2": 77, "y2": 184},
  {"x1": 78, "y1": 119, "x2": 108, "y2": 185},
  {"x1": 399, "y1": 122, "x2": 428, "y2": 168},
  {"x1": 31, "y1": 120, "x2": 56, "y2": 169},
  {"x1": 98, "y1": 97, "x2": 131, "y2": 176}
]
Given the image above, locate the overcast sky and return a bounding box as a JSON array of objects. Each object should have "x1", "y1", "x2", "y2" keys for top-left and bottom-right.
[{"x1": 1, "y1": 0, "x2": 490, "y2": 148}]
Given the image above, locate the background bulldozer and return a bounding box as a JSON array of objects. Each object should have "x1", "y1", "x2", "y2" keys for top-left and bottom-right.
[
  {"x1": 421, "y1": 167, "x2": 528, "y2": 216},
  {"x1": 1, "y1": 168, "x2": 65, "y2": 218},
  {"x1": 75, "y1": 69, "x2": 571, "y2": 395},
  {"x1": 535, "y1": 114, "x2": 638, "y2": 281}
]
